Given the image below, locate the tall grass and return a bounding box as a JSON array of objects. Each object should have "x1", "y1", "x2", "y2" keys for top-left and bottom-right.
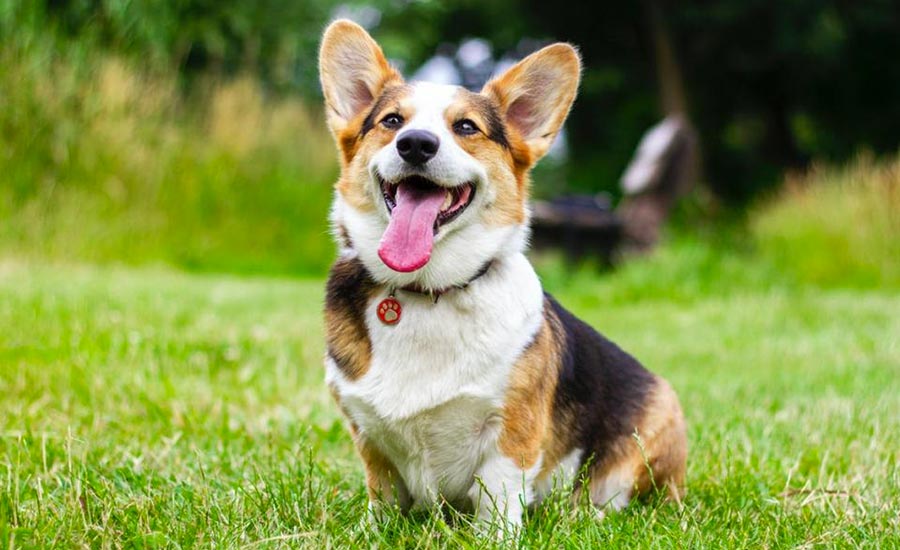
[
  {"x1": 0, "y1": 33, "x2": 337, "y2": 276},
  {"x1": 750, "y1": 154, "x2": 900, "y2": 289}
]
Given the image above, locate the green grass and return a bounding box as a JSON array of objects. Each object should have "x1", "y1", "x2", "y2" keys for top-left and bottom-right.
[
  {"x1": 751, "y1": 153, "x2": 900, "y2": 289},
  {"x1": 2, "y1": 243, "x2": 899, "y2": 548},
  {"x1": 0, "y1": 37, "x2": 337, "y2": 277},
  {"x1": 4, "y1": 6, "x2": 899, "y2": 547}
]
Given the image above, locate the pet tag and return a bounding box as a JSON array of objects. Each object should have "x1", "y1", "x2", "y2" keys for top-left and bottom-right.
[{"x1": 376, "y1": 295, "x2": 402, "y2": 325}]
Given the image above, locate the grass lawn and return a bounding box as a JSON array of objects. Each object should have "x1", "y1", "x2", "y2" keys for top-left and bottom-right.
[{"x1": 1, "y1": 249, "x2": 899, "y2": 548}]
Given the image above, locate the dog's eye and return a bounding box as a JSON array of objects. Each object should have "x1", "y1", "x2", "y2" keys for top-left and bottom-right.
[
  {"x1": 381, "y1": 114, "x2": 404, "y2": 130},
  {"x1": 453, "y1": 119, "x2": 480, "y2": 136}
]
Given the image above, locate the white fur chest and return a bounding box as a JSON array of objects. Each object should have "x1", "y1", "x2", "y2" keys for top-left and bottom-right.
[{"x1": 326, "y1": 253, "x2": 544, "y2": 505}]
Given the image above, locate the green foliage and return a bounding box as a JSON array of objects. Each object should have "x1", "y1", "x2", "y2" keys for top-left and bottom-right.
[
  {"x1": 2, "y1": 254, "x2": 898, "y2": 547},
  {"x1": 750, "y1": 154, "x2": 900, "y2": 289},
  {"x1": 2, "y1": 1, "x2": 899, "y2": 281},
  {"x1": 669, "y1": 2, "x2": 900, "y2": 203},
  {"x1": 1, "y1": 0, "x2": 336, "y2": 93},
  {"x1": 2, "y1": 4, "x2": 898, "y2": 546},
  {"x1": 9, "y1": 1, "x2": 900, "y2": 206},
  {"x1": 0, "y1": 30, "x2": 338, "y2": 276}
]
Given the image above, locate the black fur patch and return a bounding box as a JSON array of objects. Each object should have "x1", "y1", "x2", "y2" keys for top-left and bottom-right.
[
  {"x1": 467, "y1": 93, "x2": 510, "y2": 149},
  {"x1": 336, "y1": 223, "x2": 353, "y2": 250},
  {"x1": 324, "y1": 256, "x2": 377, "y2": 377},
  {"x1": 546, "y1": 294, "x2": 657, "y2": 469}
]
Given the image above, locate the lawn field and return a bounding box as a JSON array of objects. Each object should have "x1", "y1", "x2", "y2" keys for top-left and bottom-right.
[{"x1": 2, "y1": 250, "x2": 899, "y2": 548}]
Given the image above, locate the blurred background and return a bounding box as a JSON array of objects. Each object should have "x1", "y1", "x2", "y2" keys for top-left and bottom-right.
[{"x1": 1, "y1": 0, "x2": 898, "y2": 286}]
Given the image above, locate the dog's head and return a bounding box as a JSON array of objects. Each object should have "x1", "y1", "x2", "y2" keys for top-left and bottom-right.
[{"x1": 319, "y1": 19, "x2": 580, "y2": 289}]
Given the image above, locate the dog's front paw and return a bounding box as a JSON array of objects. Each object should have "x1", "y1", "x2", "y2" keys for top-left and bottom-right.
[
  {"x1": 366, "y1": 499, "x2": 394, "y2": 527},
  {"x1": 471, "y1": 512, "x2": 522, "y2": 544},
  {"x1": 367, "y1": 500, "x2": 380, "y2": 523},
  {"x1": 468, "y1": 478, "x2": 526, "y2": 542}
]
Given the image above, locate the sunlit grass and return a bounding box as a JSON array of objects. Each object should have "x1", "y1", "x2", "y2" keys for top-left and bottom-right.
[
  {"x1": 2, "y1": 11, "x2": 900, "y2": 547},
  {"x1": 1, "y1": 245, "x2": 898, "y2": 548},
  {"x1": 751, "y1": 153, "x2": 900, "y2": 289}
]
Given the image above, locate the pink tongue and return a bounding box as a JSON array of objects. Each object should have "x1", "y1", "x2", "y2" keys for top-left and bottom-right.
[{"x1": 378, "y1": 182, "x2": 447, "y2": 272}]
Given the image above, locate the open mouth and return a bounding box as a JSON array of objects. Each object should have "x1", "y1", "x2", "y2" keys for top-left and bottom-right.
[
  {"x1": 379, "y1": 175, "x2": 475, "y2": 230},
  {"x1": 375, "y1": 174, "x2": 476, "y2": 273}
]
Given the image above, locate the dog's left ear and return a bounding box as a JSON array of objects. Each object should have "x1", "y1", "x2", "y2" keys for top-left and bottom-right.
[
  {"x1": 483, "y1": 43, "x2": 581, "y2": 163},
  {"x1": 319, "y1": 19, "x2": 401, "y2": 136}
]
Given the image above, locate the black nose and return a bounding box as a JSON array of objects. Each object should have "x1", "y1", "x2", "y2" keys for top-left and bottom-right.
[{"x1": 396, "y1": 130, "x2": 440, "y2": 166}]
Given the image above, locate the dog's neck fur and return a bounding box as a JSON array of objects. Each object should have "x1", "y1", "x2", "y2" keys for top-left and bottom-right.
[
  {"x1": 326, "y1": 250, "x2": 545, "y2": 419},
  {"x1": 395, "y1": 259, "x2": 494, "y2": 302}
]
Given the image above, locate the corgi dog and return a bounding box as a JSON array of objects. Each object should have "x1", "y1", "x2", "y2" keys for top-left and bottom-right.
[{"x1": 319, "y1": 19, "x2": 687, "y2": 529}]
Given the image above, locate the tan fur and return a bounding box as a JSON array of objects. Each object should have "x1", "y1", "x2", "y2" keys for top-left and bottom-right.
[
  {"x1": 357, "y1": 434, "x2": 409, "y2": 507},
  {"x1": 324, "y1": 308, "x2": 372, "y2": 380},
  {"x1": 333, "y1": 132, "x2": 382, "y2": 214},
  {"x1": 531, "y1": 306, "x2": 580, "y2": 482},
  {"x1": 497, "y1": 313, "x2": 562, "y2": 469},
  {"x1": 320, "y1": 21, "x2": 404, "y2": 212},
  {"x1": 324, "y1": 258, "x2": 379, "y2": 380},
  {"x1": 498, "y1": 302, "x2": 688, "y2": 504},
  {"x1": 482, "y1": 44, "x2": 581, "y2": 161},
  {"x1": 319, "y1": 20, "x2": 401, "y2": 136},
  {"x1": 334, "y1": 406, "x2": 410, "y2": 508},
  {"x1": 321, "y1": 23, "x2": 580, "y2": 229},
  {"x1": 332, "y1": 103, "x2": 396, "y2": 212},
  {"x1": 335, "y1": 83, "x2": 412, "y2": 168},
  {"x1": 319, "y1": 21, "x2": 685, "y2": 523},
  {"x1": 587, "y1": 378, "x2": 687, "y2": 504},
  {"x1": 443, "y1": 89, "x2": 527, "y2": 226},
  {"x1": 497, "y1": 300, "x2": 586, "y2": 482},
  {"x1": 631, "y1": 378, "x2": 688, "y2": 499},
  {"x1": 479, "y1": 45, "x2": 581, "y2": 226}
]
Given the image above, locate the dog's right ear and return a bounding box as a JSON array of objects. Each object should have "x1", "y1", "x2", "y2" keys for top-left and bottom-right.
[
  {"x1": 319, "y1": 19, "x2": 401, "y2": 137},
  {"x1": 482, "y1": 43, "x2": 581, "y2": 164}
]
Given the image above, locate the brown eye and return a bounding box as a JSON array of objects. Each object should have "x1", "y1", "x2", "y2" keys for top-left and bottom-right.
[
  {"x1": 453, "y1": 119, "x2": 480, "y2": 136},
  {"x1": 381, "y1": 114, "x2": 404, "y2": 130}
]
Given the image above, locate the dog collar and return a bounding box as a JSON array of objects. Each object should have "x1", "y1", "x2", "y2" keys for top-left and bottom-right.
[{"x1": 376, "y1": 261, "x2": 494, "y2": 325}]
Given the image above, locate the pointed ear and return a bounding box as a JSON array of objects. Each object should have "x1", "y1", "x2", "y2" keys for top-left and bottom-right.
[
  {"x1": 319, "y1": 19, "x2": 401, "y2": 136},
  {"x1": 483, "y1": 43, "x2": 581, "y2": 162}
]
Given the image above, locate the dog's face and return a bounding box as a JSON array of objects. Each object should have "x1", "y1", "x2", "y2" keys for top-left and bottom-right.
[{"x1": 319, "y1": 20, "x2": 580, "y2": 288}]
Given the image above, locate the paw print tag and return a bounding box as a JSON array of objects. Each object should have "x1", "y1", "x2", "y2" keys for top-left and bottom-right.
[{"x1": 376, "y1": 295, "x2": 402, "y2": 325}]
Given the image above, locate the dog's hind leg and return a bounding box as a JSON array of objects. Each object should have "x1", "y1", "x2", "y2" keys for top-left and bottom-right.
[{"x1": 587, "y1": 378, "x2": 687, "y2": 516}]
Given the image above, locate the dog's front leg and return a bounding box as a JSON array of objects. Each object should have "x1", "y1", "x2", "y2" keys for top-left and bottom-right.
[
  {"x1": 353, "y1": 436, "x2": 411, "y2": 521},
  {"x1": 467, "y1": 448, "x2": 539, "y2": 535},
  {"x1": 468, "y1": 346, "x2": 552, "y2": 534}
]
